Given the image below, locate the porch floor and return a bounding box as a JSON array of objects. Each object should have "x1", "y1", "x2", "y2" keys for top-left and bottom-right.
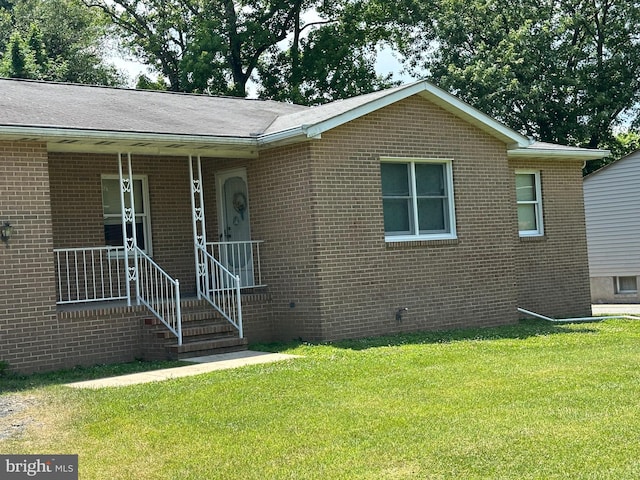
[{"x1": 55, "y1": 295, "x2": 200, "y2": 313}]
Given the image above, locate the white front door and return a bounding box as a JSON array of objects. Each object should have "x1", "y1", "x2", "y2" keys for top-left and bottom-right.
[{"x1": 216, "y1": 168, "x2": 254, "y2": 287}]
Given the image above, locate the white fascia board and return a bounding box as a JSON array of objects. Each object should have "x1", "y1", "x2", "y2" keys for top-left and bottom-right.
[
  {"x1": 302, "y1": 82, "x2": 432, "y2": 140},
  {"x1": 255, "y1": 126, "x2": 311, "y2": 147},
  {"x1": 0, "y1": 125, "x2": 256, "y2": 147},
  {"x1": 258, "y1": 80, "x2": 531, "y2": 148},
  {"x1": 508, "y1": 147, "x2": 610, "y2": 161},
  {"x1": 416, "y1": 82, "x2": 532, "y2": 148},
  {"x1": 0, "y1": 125, "x2": 258, "y2": 157}
]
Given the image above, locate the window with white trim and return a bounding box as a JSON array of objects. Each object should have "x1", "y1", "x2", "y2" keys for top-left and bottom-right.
[
  {"x1": 101, "y1": 175, "x2": 152, "y2": 254},
  {"x1": 615, "y1": 276, "x2": 637, "y2": 294},
  {"x1": 515, "y1": 171, "x2": 543, "y2": 236},
  {"x1": 380, "y1": 158, "x2": 456, "y2": 241}
]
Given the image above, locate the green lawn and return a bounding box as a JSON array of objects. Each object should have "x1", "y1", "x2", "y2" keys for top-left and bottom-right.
[{"x1": 3, "y1": 319, "x2": 640, "y2": 479}]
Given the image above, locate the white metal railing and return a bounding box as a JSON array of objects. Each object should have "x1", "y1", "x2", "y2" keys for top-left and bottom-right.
[
  {"x1": 197, "y1": 244, "x2": 243, "y2": 337},
  {"x1": 54, "y1": 246, "x2": 182, "y2": 345},
  {"x1": 206, "y1": 240, "x2": 264, "y2": 289},
  {"x1": 54, "y1": 246, "x2": 127, "y2": 304},
  {"x1": 136, "y1": 247, "x2": 182, "y2": 345}
]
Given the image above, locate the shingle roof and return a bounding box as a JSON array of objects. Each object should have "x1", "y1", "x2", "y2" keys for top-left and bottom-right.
[
  {"x1": 263, "y1": 85, "x2": 408, "y2": 134},
  {"x1": 0, "y1": 78, "x2": 308, "y2": 138},
  {"x1": 0, "y1": 78, "x2": 609, "y2": 161}
]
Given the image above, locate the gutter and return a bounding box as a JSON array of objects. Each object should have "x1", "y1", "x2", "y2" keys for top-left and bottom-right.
[{"x1": 256, "y1": 125, "x2": 316, "y2": 147}]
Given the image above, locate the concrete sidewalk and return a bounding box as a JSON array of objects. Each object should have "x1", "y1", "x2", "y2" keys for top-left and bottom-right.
[
  {"x1": 66, "y1": 351, "x2": 299, "y2": 389},
  {"x1": 592, "y1": 304, "x2": 640, "y2": 315}
]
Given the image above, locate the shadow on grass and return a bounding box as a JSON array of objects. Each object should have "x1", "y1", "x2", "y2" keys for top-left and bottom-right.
[
  {"x1": 252, "y1": 318, "x2": 600, "y2": 353},
  {"x1": 2, "y1": 319, "x2": 602, "y2": 393},
  {"x1": 0, "y1": 359, "x2": 187, "y2": 394}
]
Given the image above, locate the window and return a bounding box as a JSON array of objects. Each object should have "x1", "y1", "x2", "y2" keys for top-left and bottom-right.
[
  {"x1": 381, "y1": 158, "x2": 456, "y2": 241},
  {"x1": 615, "y1": 276, "x2": 638, "y2": 294},
  {"x1": 101, "y1": 175, "x2": 152, "y2": 254},
  {"x1": 516, "y1": 171, "x2": 543, "y2": 236}
]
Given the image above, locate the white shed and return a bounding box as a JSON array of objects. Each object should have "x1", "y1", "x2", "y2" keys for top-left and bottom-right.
[{"x1": 584, "y1": 150, "x2": 640, "y2": 303}]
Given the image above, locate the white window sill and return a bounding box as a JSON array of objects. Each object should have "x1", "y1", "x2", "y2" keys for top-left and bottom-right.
[
  {"x1": 519, "y1": 232, "x2": 544, "y2": 238},
  {"x1": 385, "y1": 234, "x2": 457, "y2": 243}
]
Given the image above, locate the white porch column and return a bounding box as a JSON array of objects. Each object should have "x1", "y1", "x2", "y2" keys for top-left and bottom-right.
[
  {"x1": 189, "y1": 155, "x2": 209, "y2": 298},
  {"x1": 118, "y1": 152, "x2": 140, "y2": 306}
]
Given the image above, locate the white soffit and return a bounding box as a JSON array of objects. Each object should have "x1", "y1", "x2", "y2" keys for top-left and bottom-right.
[{"x1": 0, "y1": 126, "x2": 258, "y2": 158}]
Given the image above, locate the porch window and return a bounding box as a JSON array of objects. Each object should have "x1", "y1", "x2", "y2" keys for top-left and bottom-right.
[
  {"x1": 101, "y1": 175, "x2": 152, "y2": 254},
  {"x1": 515, "y1": 171, "x2": 543, "y2": 236},
  {"x1": 380, "y1": 158, "x2": 456, "y2": 241}
]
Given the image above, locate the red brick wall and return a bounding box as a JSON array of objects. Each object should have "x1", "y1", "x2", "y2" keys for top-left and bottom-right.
[
  {"x1": 0, "y1": 141, "x2": 58, "y2": 372},
  {"x1": 247, "y1": 143, "x2": 324, "y2": 340},
  {"x1": 304, "y1": 95, "x2": 520, "y2": 340},
  {"x1": 511, "y1": 158, "x2": 592, "y2": 317},
  {"x1": 240, "y1": 95, "x2": 527, "y2": 342}
]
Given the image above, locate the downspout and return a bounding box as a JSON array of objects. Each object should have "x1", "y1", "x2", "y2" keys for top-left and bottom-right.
[{"x1": 518, "y1": 307, "x2": 640, "y2": 322}]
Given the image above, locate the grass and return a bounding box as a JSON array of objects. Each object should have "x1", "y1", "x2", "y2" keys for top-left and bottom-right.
[{"x1": 3, "y1": 319, "x2": 640, "y2": 479}]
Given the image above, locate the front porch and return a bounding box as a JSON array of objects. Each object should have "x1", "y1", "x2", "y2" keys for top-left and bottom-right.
[
  {"x1": 52, "y1": 240, "x2": 267, "y2": 357},
  {"x1": 49, "y1": 151, "x2": 273, "y2": 360}
]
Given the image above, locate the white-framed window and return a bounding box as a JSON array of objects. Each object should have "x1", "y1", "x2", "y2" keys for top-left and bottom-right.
[
  {"x1": 101, "y1": 175, "x2": 152, "y2": 254},
  {"x1": 515, "y1": 170, "x2": 544, "y2": 236},
  {"x1": 615, "y1": 276, "x2": 638, "y2": 294},
  {"x1": 380, "y1": 158, "x2": 457, "y2": 241}
]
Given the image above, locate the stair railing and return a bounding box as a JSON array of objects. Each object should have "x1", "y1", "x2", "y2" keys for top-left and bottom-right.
[
  {"x1": 136, "y1": 247, "x2": 182, "y2": 345},
  {"x1": 196, "y1": 244, "x2": 243, "y2": 338}
]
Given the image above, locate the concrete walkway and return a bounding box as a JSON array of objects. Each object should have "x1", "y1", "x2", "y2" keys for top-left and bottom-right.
[
  {"x1": 592, "y1": 304, "x2": 640, "y2": 315},
  {"x1": 66, "y1": 351, "x2": 299, "y2": 389}
]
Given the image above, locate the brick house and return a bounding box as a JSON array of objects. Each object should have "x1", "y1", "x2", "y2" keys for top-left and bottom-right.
[{"x1": 0, "y1": 78, "x2": 607, "y2": 373}]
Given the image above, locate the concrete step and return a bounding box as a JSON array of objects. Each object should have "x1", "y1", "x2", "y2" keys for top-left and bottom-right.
[
  {"x1": 168, "y1": 337, "x2": 248, "y2": 359},
  {"x1": 142, "y1": 300, "x2": 247, "y2": 360},
  {"x1": 155, "y1": 322, "x2": 235, "y2": 340}
]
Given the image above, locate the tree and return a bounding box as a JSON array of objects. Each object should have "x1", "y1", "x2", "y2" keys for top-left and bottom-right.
[
  {"x1": 403, "y1": 0, "x2": 640, "y2": 150},
  {"x1": 257, "y1": 0, "x2": 404, "y2": 104},
  {"x1": 85, "y1": 0, "x2": 415, "y2": 99},
  {"x1": 586, "y1": 130, "x2": 640, "y2": 174},
  {"x1": 0, "y1": 0, "x2": 124, "y2": 85},
  {"x1": 85, "y1": 0, "x2": 310, "y2": 95},
  {"x1": 0, "y1": 30, "x2": 37, "y2": 78}
]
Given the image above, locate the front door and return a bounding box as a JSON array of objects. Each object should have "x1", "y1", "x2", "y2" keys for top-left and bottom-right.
[{"x1": 216, "y1": 168, "x2": 254, "y2": 287}]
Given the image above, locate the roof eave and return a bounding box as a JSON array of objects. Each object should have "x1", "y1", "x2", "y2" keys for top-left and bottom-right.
[
  {"x1": 507, "y1": 147, "x2": 610, "y2": 161},
  {"x1": 415, "y1": 82, "x2": 531, "y2": 148},
  {"x1": 0, "y1": 125, "x2": 259, "y2": 158},
  {"x1": 257, "y1": 125, "x2": 318, "y2": 148}
]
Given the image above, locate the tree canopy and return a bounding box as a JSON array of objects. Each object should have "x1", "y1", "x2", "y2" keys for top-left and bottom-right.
[
  {"x1": 402, "y1": 0, "x2": 640, "y2": 156},
  {"x1": 0, "y1": 0, "x2": 124, "y2": 85},
  {"x1": 84, "y1": 0, "x2": 412, "y2": 102}
]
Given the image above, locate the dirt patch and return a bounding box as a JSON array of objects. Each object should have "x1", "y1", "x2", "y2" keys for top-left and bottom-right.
[{"x1": 0, "y1": 394, "x2": 38, "y2": 441}]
